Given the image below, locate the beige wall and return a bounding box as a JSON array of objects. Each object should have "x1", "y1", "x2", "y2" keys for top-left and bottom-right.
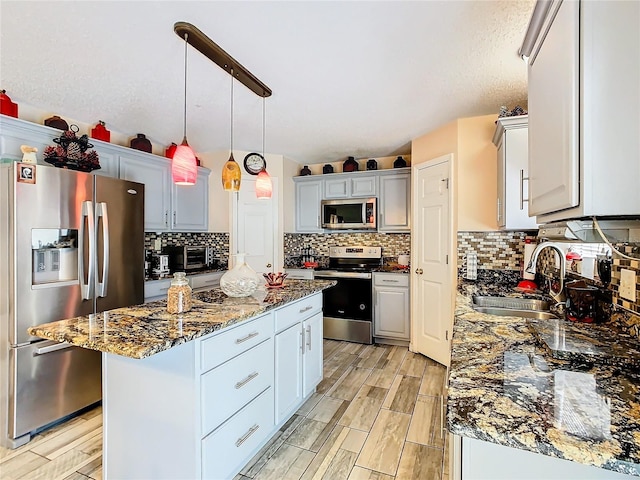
[
  {"x1": 198, "y1": 150, "x2": 231, "y2": 233},
  {"x1": 411, "y1": 113, "x2": 498, "y2": 231},
  {"x1": 411, "y1": 120, "x2": 458, "y2": 165},
  {"x1": 457, "y1": 114, "x2": 498, "y2": 231}
]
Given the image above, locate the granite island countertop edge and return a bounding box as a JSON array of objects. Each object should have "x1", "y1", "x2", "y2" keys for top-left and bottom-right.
[{"x1": 28, "y1": 280, "x2": 336, "y2": 360}]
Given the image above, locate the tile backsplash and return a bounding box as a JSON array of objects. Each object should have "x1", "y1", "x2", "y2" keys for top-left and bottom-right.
[
  {"x1": 611, "y1": 244, "x2": 640, "y2": 315},
  {"x1": 284, "y1": 233, "x2": 410, "y2": 267},
  {"x1": 144, "y1": 232, "x2": 229, "y2": 261},
  {"x1": 457, "y1": 231, "x2": 537, "y2": 271}
]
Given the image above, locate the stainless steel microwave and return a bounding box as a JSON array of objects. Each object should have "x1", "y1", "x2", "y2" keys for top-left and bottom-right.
[{"x1": 321, "y1": 198, "x2": 377, "y2": 230}]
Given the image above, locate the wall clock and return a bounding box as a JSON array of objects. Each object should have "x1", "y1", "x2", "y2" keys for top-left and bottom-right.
[{"x1": 243, "y1": 153, "x2": 266, "y2": 175}]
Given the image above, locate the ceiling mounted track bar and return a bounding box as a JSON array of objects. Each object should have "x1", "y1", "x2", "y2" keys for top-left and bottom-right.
[{"x1": 174, "y1": 21, "x2": 272, "y2": 98}]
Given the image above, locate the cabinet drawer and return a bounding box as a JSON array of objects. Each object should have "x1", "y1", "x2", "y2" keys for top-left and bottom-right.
[
  {"x1": 190, "y1": 272, "x2": 223, "y2": 291},
  {"x1": 201, "y1": 337, "x2": 274, "y2": 436},
  {"x1": 274, "y1": 294, "x2": 322, "y2": 332},
  {"x1": 144, "y1": 279, "x2": 172, "y2": 301},
  {"x1": 202, "y1": 387, "x2": 274, "y2": 480},
  {"x1": 200, "y1": 313, "x2": 273, "y2": 373},
  {"x1": 374, "y1": 273, "x2": 409, "y2": 287}
]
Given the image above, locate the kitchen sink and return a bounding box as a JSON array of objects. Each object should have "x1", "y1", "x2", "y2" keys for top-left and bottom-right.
[
  {"x1": 472, "y1": 306, "x2": 558, "y2": 320},
  {"x1": 472, "y1": 296, "x2": 550, "y2": 311}
]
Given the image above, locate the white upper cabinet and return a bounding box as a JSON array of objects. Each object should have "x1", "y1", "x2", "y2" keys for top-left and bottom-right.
[
  {"x1": 493, "y1": 116, "x2": 538, "y2": 230},
  {"x1": 324, "y1": 178, "x2": 349, "y2": 199},
  {"x1": 119, "y1": 150, "x2": 210, "y2": 232},
  {"x1": 172, "y1": 168, "x2": 209, "y2": 231},
  {"x1": 525, "y1": 0, "x2": 640, "y2": 221},
  {"x1": 119, "y1": 153, "x2": 172, "y2": 231},
  {"x1": 378, "y1": 171, "x2": 410, "y2": 232},
  {"x1": 324, "y1": 175, "x2": 377, "y2": 199},
  {"x1": 294, "y1": 179, "x2": 323, "y2": 233},
  {"x1": 350, "y1": 175, "x2": 377, "y2": 197}
]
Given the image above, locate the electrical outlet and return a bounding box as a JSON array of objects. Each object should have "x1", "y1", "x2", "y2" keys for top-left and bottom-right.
[
  {"x1": 154, "y1": 238, "x2": 162, "y2": 251},
  {"x1": 620, "y1": 268, "x2": 637, "y2": 302}
]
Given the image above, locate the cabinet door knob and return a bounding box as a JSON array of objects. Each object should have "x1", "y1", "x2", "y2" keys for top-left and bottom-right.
[
  {"x1": 415, "y1": 268, "x2": 423, "y2": 275},
  {"x1": 266, "y1": 263, "x2": 272, "y2": 268}
]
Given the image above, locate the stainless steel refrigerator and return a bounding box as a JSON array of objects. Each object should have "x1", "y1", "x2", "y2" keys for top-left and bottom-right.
[{"x1": 0, "y1": 162, "x2": 144, "y2": 448}]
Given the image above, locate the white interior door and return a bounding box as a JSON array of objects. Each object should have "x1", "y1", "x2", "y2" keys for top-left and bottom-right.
[
  {"x1": 411, "y1": 155, "x2": 453, "y2": 367},
  {"x1": 233, "y1": 177, "x2": 278, "y2": 275}
]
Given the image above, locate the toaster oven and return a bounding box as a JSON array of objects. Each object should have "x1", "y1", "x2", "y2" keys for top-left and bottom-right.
[{"x1": 162, "y1": 245, "x2": 209, "y2": 272}]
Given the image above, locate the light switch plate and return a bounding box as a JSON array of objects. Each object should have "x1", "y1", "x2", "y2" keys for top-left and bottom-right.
[{"x1": 620, "y1": 269, "x2": 637, "y2": 302}]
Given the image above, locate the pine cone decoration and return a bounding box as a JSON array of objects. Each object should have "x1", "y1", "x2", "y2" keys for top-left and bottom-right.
[{"x1": 67, "y1": 141, "x2": 82, "y2": 160}]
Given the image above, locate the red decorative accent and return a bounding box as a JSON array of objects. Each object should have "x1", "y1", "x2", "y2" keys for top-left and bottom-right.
[
  {"x1": 90, "y1": 121, "x2": 111, "y2": 142},
  {"x1": 165, "y1": 142, "x2": 178, "y2": 159},
  {"x1": 172, "y1": 143, "x2": 197, "y2": 185},
  {"x1": 255, "y1": 169, "x2": 272, "y2": 199},
  {"x1": 0, "y1": 90, "x2": 18, "y2": 118}
]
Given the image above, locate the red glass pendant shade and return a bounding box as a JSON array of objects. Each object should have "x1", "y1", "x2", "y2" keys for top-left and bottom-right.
[
  {"x1": 172, "y1": 139, "x2": 197, "y2": 185},
  {"x1": 255, "y1": 168, "x2": 272, "y2": 199}
]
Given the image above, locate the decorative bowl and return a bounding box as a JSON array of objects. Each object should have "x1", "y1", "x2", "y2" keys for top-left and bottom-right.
[{"x1": 263, "y1": 272, "x2": 287, "y2": 288}]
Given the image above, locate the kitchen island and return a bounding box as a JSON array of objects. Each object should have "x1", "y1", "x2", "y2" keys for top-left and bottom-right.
[
  {"x1": 447, "y1": 275, "x2": 640, "y2": 479},
  {"x1": 29, "y1": 279, "x2": 336, "y2": 480}
]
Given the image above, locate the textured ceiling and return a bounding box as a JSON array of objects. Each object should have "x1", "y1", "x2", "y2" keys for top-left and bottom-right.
[{"x1": 0, "y1": 1, "x2": 533, "y2": 164}]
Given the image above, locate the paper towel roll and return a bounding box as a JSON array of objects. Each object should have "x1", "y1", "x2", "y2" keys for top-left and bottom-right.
[{"x1": 523, "y1": 243, "x2": 536, "y2": 280}]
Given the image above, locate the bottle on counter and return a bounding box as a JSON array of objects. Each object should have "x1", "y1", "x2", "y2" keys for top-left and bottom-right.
[{"x1": 167, "y1": 272, "x2": 192, "y2": 314}]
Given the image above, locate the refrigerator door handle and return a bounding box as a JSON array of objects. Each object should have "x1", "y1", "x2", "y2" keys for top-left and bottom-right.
[
  {"x1": 96, "y1": 202, "x2": 110, "y2": 298},
  {"x1": 79, "y1": 200, "x2": 95, "y2": 300},
  {"x1": 34, "y1": 340, "x2": 74, "y2": 356}
]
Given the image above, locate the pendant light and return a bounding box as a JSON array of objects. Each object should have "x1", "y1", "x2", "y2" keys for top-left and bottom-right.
[
  {"x1": 222, "y1": 69, "x2": 241, "y2": 191},
  {"x1": 172, "y1": 33, "x2": 198, "y2": 186},
  {"x1": 255, "y1": 96, "x2": 272, "y2": 199}
]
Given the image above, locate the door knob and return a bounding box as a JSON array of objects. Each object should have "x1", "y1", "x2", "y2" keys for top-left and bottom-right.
[
  {"x1": 266, "y1": 263, "x2": 272, "y2": 268},
  {"x1": 415, "y1": 268, "x2": 423, "y2": 275}
]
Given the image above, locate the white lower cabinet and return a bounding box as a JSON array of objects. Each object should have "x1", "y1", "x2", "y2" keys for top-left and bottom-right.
[
  {"x1": 190, "y1": 271, "x2": 223, "y2": 292},
  {"x1": 274, "y1": 323, "x2": 303, "y2": 422},
  {"x1": 103, "y1": 293, "x2": 324, "y2": 480},
  {"x1": 455, "y1": 435, "x2": 637, "y2": 480},
  {"x1": 143, "y1": 278, "x2": 172, "y2": 302},
  {"x1": 274, "y1": 296, "x2": 323, "y2": 425},
  {"x1": 302, "y1": 312, "x2": 323, "y2": 397},
  {"x1": 373, "y1": 273, "x2": 410, "y2": 340}
]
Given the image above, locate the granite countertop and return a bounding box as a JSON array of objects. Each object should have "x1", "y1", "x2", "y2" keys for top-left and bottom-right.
[
  {"x1": 447, "y1": 277, "x2": 640, "y2": 477},
  {"x1": 28, "y1": 280, "x2": 335, "y2": 360}
]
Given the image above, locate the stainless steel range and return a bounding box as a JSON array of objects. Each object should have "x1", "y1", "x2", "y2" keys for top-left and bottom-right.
[{"x1": 314, "y1": 246, "x2": 382, "y2": 344}]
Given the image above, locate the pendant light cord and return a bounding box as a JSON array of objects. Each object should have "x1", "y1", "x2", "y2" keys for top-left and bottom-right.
[
  {"x1": 183, "y1": 33, "x2": 189, "y2": 141},
  {"x1": 230, "y1": 68, "x2": 234, "y2": 153},
  {"x1": 262, "y1": 96, "x2": 265, "y2": 161}
]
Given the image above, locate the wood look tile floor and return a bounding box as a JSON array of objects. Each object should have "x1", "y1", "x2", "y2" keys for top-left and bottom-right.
[{"x1": 0, "y1": 341, "x2": 448, "y2": 480}]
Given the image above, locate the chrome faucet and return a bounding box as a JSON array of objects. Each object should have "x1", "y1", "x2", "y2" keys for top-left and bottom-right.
[{"x1": 525, "y1": 242, "x2": 566, "y2": 304}]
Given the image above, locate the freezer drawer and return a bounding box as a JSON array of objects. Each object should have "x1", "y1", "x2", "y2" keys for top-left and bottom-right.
[{"x1": 9, "y1": 341, "x2": 101, "y2": 439}]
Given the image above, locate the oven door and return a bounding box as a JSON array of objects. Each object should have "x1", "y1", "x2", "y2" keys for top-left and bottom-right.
[{"x1": 314, "y1": 272, "x2": 372, "y2": 320}]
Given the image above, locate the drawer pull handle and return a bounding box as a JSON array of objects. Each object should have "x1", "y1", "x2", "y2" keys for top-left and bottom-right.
[
  {"x1": 235, "y1": 424, "x2": 260, "y2": 448},
  {"x1": 382, "y1": 279, "x2": 399, "y2": 283},
  {"x1": 204, "y1": 280, "x2": 219, "y2": 285},
  {"x1": 299, "y1": 305, "x2": 313, "y2": 313},
  {"x1": 235, "y1": 331, "x2": 259, "y2": 344},
  {"x1": 235, "y1": 372, "x2": 259, "y2": 389}
]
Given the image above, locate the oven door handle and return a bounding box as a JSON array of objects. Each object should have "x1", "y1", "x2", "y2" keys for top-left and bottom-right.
[{"x1": 315, "y1": 271, "x2": 372, "y2": 280}]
